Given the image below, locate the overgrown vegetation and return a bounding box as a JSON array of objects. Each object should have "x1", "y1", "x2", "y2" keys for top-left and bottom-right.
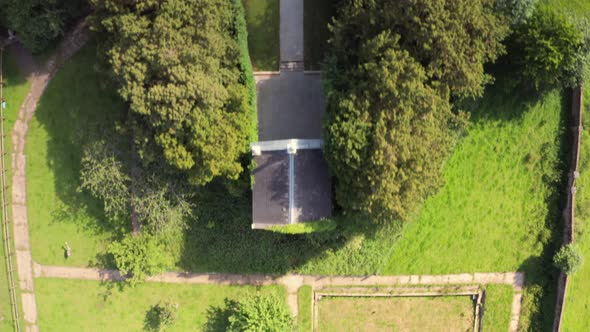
[
  {"x1": 108, "y1": 234, "x2": 169, "y2": 285},
  {"x1": 506, "y1": 6, "x2": 590, "y2": 91}
]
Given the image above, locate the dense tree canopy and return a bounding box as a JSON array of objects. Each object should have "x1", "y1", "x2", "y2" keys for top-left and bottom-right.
[
  {"x1": 0, "y1": 0, "x2": 87, "y2": 52},
  {"x1": 324, "y1": 0, "x2": 508, "y2": 220},
  {"x1": 91, "y1": 0, "x2": 252, "y2": 185}
]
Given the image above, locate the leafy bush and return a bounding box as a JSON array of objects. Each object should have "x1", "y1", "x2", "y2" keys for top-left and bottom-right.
[
  {"x1": 554, "y1": 244, "x2": 583, "y2": 275},
  {"x1": 144, "y1": 300, "x2": 179, "y2": 332},
  {"x1": 508, "y1": 7, "x2": 590, "y2": 90},
  {"x1": 206, "y1": 294, "x2": 295, "y2": 332},
  {"x1": 0, "y1": 0, "x2": 88, "y2": 52},
  {"x1": 495, "y1": 0, "x2": 537, "y2": 25},
  {"x1": 109, "y1": 234, "x2": 169, "y2": 285}
]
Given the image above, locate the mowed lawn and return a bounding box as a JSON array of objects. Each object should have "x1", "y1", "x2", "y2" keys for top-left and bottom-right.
[
  {"x1": 35, "y1": 278, "x2": 286, "y2": 331},
  {"x1": 561, "y1": 89, "x2": 590, "y2": 331},
  {"x1": 26, "y1": 44, "x2": 125, "y2": 267},
  {"x1": 0, "y1": 50, "x2": 30, "y2": 332},
  {"x1": 318, "y1": 295, "x2": 474, "y2": 331},
  {"x1": 243, "y1": 0, "x2": 279, "y2": 71}
]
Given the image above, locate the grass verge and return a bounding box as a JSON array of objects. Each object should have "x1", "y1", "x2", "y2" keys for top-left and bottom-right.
[
  {"x1": 483, "y1": 285, "x2": 515, "y2": 331},
  {"x1": 35, "y1": 277, "x2": 286, "y2": 331},
  {"x1": 561, "y1": 88, "x2": 590, "y2": 330},
  {"x1": 0, "y1": 49, "x2": 31, "y2": 331},
  {"x1": 242, "y1": 0, "x2": 279, "y2": 71},
  {"x1": 298, "y1": 285, "x2": 312, "y2": 332}
]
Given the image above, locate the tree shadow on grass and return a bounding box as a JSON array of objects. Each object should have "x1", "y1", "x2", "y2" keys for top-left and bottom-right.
[
  {"x1": 243, "y1": 0, "x2": 280, "y2": 71},
  {"x1": 32, "y1": 41, "x2": 127, "y2": 240}
]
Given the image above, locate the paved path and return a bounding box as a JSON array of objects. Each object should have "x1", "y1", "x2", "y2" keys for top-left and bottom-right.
[
  {"x1": 35, "y1": 264, "x2": 524, "y2": 329},
  {"x1": 280, "y1": 0, "x2": 304, "y2": 67},
  {"x1": 9, "y1": 21, "x2": 89, "y2": 332}
]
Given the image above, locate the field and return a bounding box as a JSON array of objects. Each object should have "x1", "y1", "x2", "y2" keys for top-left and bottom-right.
[
  {"x1": 318, "y1": 295, "x2": 474, "y2": 331},
  {"x1": 34, "y1": 278, "x2": 286, "y2": 331},
  {"x1": 242, "y1": 0, "x2": 279, "y2": 71},
  {"x1": 0, "y1": 50, "x2": 31, "y2": 331}
]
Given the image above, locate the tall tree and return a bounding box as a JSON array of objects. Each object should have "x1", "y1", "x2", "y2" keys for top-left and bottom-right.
[
  {"x1": 91, "y1": 0, "x2": 252, "y2": 185},
  {"x1": 324, "y1": 0, "x2": 507, "y2": 220},
  {"x1": 1, "y1": 0, "x2": 88, "y2": 52},
  {"x1": 324, "y1": 32, "x2": 462, "y2": 220}
]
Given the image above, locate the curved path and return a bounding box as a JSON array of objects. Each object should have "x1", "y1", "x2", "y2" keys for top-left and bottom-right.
[{"x1": 9, "y1": 22, "x2": 89, "y2": 332}]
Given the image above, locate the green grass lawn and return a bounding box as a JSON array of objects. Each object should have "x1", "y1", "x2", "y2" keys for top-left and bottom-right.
[
  {"x1": 297, "y1": 286, "x2": 312, "y2": 332},
  {"x1": 483, "y1": 285, "x2": 515, "y2": 332},
  {"x1": 27, "y1": 43, "x2": 125, "y2": 267},
  {"x1": 561, "y1": 88, "x2": 590, "y2": 331},
  {"x1": 35, "y1": 277, "x2": 286, "y2": 331},
  {"x1": 317, "y1": 295, "x2": 474, "y2": 331},
  {"x1": 383, "y1": 88, "x2": 566, "y2": 330},
  {"x1": 0, "y1": 50, "x2": 31, "y2": 332},
  {"x1": 242, "y1": 0, "x2": 279, "y2": 71},
  {"x1": 303, "y1": 0, "x2": 337, "y2": 70}
]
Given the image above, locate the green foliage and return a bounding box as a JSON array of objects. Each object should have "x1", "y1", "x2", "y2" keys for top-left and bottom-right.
[
  {"x1": 90, "y1": 0, "x2": 253, "y2": 185},
  {"x1": 324, "y1": 0, "x2": 508, "y2": 220},
  {"x1": 206, "y1": 294, "x2": 295, "y2": 332},
  {"x1": 554, "y1": 244, "x2": 583, "y2": 275},
  {"x1": 80, "y1": 139, "x2": 193, "y2": 236},
  {"x1": 324, "y1": 31, "x2": 464, "y2": 220},
  {"x1": 495, "y1": 0, "x2": 538, "y2": 25},
  {"x1": 144, "y1": 300, "x2": 179, "y2": 331},
  {"x1": 508, "y1": 7, "x2": 590, "y2": 90},
  {"x1": 268, "y1": 219, "x2": 337, "y2": 234},
  {"x1": 0, "y1": 0, "x2": 87, "y2": 52},
  {"x1": 108, "y1": 234, "x2": 169, "y2": 285},
  {"x1": 79, "y1": 140, "x2": 130, "y2": 222}
]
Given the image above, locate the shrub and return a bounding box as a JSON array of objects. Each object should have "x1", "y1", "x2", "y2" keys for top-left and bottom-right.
[
  {"x1": 144, "y1": 301, "x2": 179, "y2": 332},
  {"x1": 495, "y1": 0, "x2": 537, "y2": 25},
  {"x1": 553, "y1": 244, "x2": 583, "y2": 275},
  {"x1": 109, "y1": 234, "x2": 169, "y2": 285},
  {"x1": 508, "y1": 7, "x2": 590, "y2": 91},
  {"x1": 206, "y1": 294, "x2": 295, "y2": 332}
]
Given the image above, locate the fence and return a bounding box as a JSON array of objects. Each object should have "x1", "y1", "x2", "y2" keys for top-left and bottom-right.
[
  {"x1": 0, "y1": 46, "x2": 21, "y2": 332},
  {"x1": 552, "y1": 86, "x2": 583, "y2": 332}
]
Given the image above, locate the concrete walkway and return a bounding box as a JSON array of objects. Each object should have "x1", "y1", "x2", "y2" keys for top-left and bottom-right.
[
  {"x1": 35, "y1": 264, "x2": 524, "y2": 330},
  {"x1": 280, "y1": 0, "x2": 304, "y2": 66},
  {"x1": 9, "y1": 21, "x2": 89, "y2": 332}
]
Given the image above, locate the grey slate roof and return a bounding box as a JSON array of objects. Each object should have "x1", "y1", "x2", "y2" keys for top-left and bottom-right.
[{"x1": 252, "y1": 149, "x2": 332, "y2": 228}]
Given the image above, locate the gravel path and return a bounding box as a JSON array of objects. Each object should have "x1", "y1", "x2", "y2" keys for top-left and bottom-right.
[{"x1": 9, "y1": 21, "x2": 89, "y2": 332}]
